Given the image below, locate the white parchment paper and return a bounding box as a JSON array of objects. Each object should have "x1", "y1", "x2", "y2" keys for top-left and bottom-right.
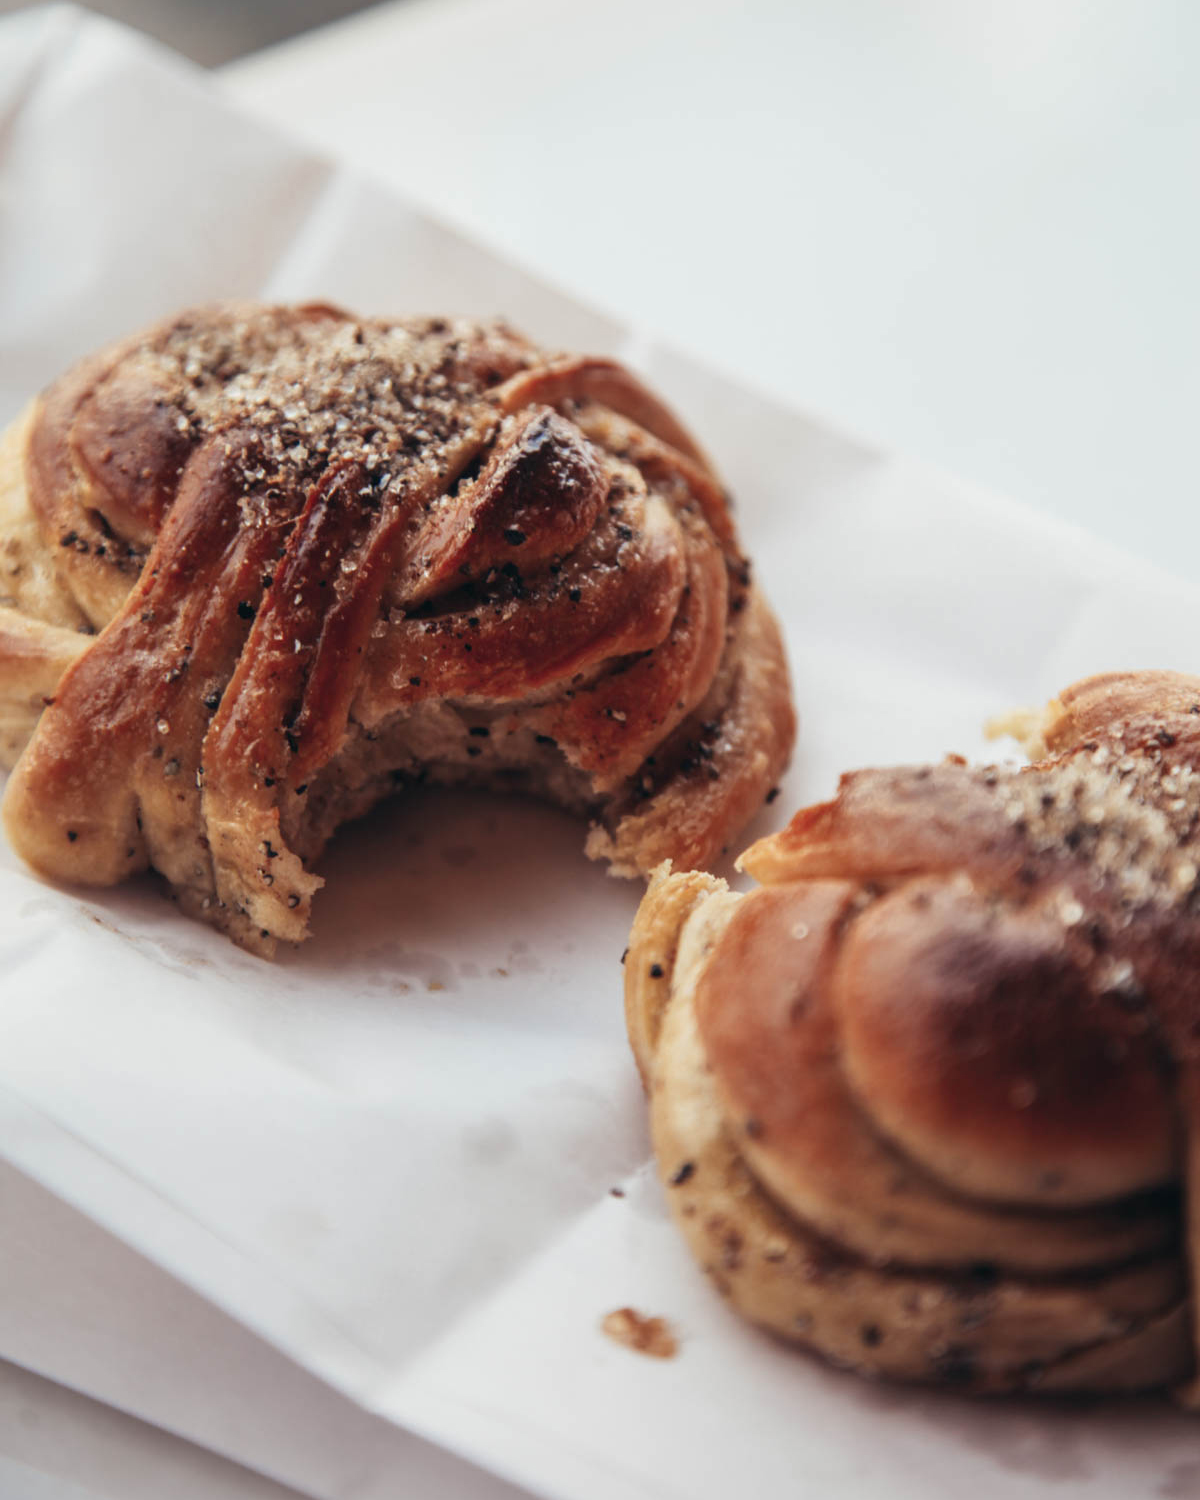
[{"x1": 2, "y1": 9, "x2": 1198, "y2": 1498}]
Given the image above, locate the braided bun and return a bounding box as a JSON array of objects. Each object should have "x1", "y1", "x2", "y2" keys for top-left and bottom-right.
[
  {"x1": 0, "y1": 304, "x2": 793, "y2": 953},
  {"x1": 626, "y1": 672, "x2": 1200, "y2": 1397}
]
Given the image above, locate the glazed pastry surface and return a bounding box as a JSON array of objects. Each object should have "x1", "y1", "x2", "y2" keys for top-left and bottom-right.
[
  {"x1": 627, "y1": 672, "x2": 1200, "y2": 1397},
  {"x1": 0, "y1": 304, "x2": 793, "y2": 952}
]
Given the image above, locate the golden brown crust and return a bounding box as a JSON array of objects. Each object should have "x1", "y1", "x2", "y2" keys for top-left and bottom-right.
[
  {"x1": 624, "y1": 862, "x2": 733, "y2": 1088},
  {"x1": 589, "y1": 582, "x2": 794, "y2": 877},
  {"x1": 0, "y1": 605, "x2": 89, "y2": 768},
  {"x1": 0, "y1": 404, "x2": 95, "y2": 767},
  {"x1": 651, "y1": 965, "x2": 1189, "y2": 1392},
  {"x1": 630, "y1": 670, "x2": 1200, "y2": 1397},
  {"x1": 0, "y1": 404, "x2": 92, "y2": 631},
  {"x1": 0, "y1": 303, "x2": 794, "y2": 951}
]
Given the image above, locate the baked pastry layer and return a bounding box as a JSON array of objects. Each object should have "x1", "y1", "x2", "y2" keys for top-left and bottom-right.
[
  {"x1": 0, "y1": 304, "x2": 794, "y2": 952},
  {"x1": 627, "y1": 671, "x2": 1200, "y2": 1397}
]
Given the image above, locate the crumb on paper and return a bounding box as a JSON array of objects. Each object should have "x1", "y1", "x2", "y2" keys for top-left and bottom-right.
[{"x1": 601, "y1": 1307, "x2": 678, "y2": 1359}]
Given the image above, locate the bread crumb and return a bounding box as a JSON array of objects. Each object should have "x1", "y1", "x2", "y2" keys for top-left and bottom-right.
[
  {"x1": 984, "y1": 697, "x2": 1065, "y2": 761},
  {"x1": 601, "y1": 1307, "x2": 678, "y2": 1358},
  {"x1": 985, "y1": 707, "x2": 1047, "y2": 760}
]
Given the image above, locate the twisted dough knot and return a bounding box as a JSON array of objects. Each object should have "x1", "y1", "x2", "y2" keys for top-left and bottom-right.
[
  {"x1": 627, "y1": 672, "x2": 1200, "y2": 1397},
  {"x1": 0, "y1": 303, "x2": 793, "y2": 953}
]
